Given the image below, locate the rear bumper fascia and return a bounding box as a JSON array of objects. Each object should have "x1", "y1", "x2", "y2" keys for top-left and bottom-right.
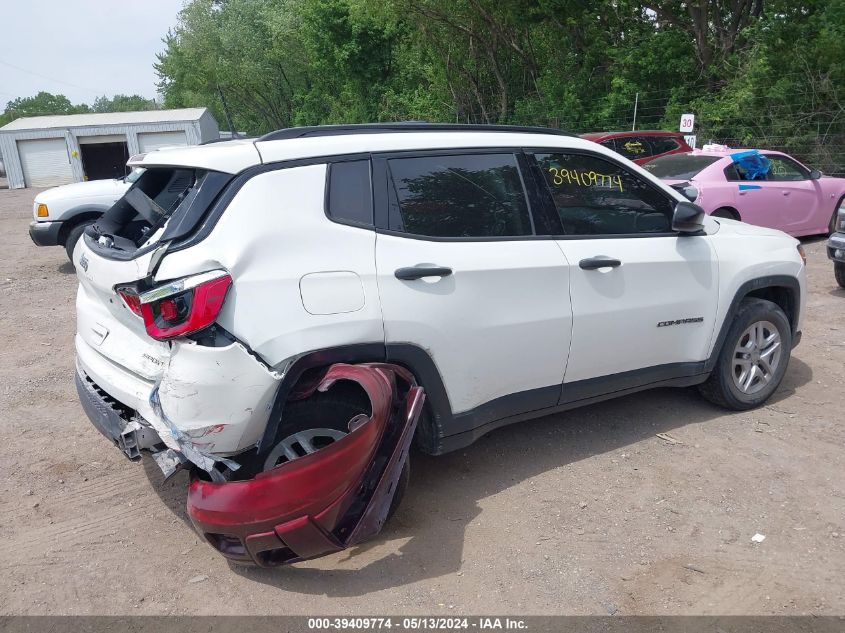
[{"x1": 186, "y1": 363, "x2": 424, "y2": 567}]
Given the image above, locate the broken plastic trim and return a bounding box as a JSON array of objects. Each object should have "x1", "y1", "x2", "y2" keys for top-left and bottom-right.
[
  {"x1": 186, "y1": 362, "x2": 425, "y2": 566},
  {"x1": 148, "y1": 382, "x2": 240, "y2": 481}
]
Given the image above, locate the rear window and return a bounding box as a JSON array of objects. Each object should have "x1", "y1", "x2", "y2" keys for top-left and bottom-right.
[
  {"x1": 89, "y1": 167, "x2": 230, "y2": 257},
  {"x1": 644, "y1": 154, "x2": 721, "y2": 180}
]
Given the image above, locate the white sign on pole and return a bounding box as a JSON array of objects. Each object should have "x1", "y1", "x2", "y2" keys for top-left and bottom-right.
[
  {"x1": 679, "y1": 114, "x2": 695, "y2": 133},
  {"x1": 684, "y1": 134, "x2": 697, "y2": 149}
]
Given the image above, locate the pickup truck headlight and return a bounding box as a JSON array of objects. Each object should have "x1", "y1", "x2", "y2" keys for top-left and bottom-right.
[
  {"x1": 838, "y1": 208, "x2": 845, "y2": 233},
  {"x1": 36, "y1": 203, "x2": 49, "y2": 218}
]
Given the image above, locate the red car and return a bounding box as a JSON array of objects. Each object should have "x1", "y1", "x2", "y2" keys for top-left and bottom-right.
[{"x1": 579, "y1": 131, "x2": 692, "y2": 165}]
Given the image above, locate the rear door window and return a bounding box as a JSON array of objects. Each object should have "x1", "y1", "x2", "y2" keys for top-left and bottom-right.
[
  {"x1": 385, "y1": 153, "x2": 533, "y2": 238},
  {"x1": 615, "y1": 137, "x2": 653, "y2": 160},
  {"x1": 532, "y1": 152, "x2": 674, "y2": 236}
]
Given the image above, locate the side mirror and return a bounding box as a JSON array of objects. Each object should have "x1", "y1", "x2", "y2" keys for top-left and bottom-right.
[
  {"x1": 669, "y1": 182, "x2": 699, "y2": 202},
  {"x1": 672, "y1": 201, "x2": 706, "y2": 234},
  {"x1": 809, "y1": 169, "x2": 822, "y2": 180}
]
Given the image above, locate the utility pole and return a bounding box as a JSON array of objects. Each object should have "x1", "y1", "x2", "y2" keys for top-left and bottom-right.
[{"x1": 632, "y1": 92, "x2": 639, "y2": 131}]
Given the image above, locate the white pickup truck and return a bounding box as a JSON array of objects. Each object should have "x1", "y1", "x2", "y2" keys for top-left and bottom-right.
[{"x1": 28, "y1": 169, "x2": 144, "y2": 261}]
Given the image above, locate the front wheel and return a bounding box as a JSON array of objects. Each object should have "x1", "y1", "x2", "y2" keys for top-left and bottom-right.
[
  {"x1": 835, "y1": 262, "x2": 845, "y2": 289},
  {"x1": 698, "y1": 298, "x2": 792, "y2": 410},
  {"x1": 830, "y1": 196, "x2": 845, "y2": 234}
]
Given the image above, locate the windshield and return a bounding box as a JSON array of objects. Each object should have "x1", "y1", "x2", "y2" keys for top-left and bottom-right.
[{"x1": 644, "y1": 155, "x2": 721, "y2": 180}]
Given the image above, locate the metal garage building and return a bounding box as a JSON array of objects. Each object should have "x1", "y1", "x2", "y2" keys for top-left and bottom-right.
[{"x1": 0, "y1": 108, "x2": 219, "y2": 189}]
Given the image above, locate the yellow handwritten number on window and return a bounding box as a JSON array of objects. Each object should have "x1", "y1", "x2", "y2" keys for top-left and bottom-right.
[{"x1": 549, "y1": 167, "x2": 623, "y2": 192}]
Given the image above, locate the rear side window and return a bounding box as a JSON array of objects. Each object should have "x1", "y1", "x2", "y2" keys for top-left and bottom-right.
[
  {"x1": 533, "y1": 152, "x2": 674, "y2": 236},
  {"x1": 386, "y1": 153, "x2": 532, "y2": 238},
  {"x1": 327, "y1": 160, "x2": 373, "y2": 226},
  {"x1": 649, "y1": 136, "x2": 682, "y2": 155}
]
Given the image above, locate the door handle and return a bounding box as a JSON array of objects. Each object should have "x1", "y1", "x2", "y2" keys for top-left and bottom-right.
[
  {"x1": 579, "y1": 257, "x2": 622, "y2": 270},
  {"x1": 395, "y1": 266, "x2": 453, "y2": 281},
  {"x1": 782, "y1": 191, "x2": 791, "y2": 196}
]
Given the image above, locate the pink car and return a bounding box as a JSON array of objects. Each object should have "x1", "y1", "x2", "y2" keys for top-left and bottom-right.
[{"x1": 644, "y1": 147, "x2": 845, "y2": 237}]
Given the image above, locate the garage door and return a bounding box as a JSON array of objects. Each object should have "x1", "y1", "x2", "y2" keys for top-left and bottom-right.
[
  {"x1": 17, "y1": 138, "x2": 74, "y2": 187},
  {"x1": 137, "y1": 131, "x2": 188, "y2": 153}
]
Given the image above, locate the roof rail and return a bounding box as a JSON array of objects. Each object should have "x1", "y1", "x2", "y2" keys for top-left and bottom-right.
[{"x1": 257, "y1": 122, "x2": 573, "y2": 142}]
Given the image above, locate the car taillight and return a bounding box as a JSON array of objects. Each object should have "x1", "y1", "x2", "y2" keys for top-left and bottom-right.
[
  {"x1": 117, "y1": 288, "x2": 143, "y2": 316},
  {"x1": 116, "y1": 270, "x2": 232, "y2": 341}
]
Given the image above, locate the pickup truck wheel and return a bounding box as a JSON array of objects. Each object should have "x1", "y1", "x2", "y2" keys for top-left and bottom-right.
[
  {"x1": 698, "y1": 298, "x2": 791, "y2": 410},
  {"x1": 835, "y1": 262, "x2": 845, "y2": 289},
  {"x1": 64, "y1": 221, "x2": 94, "y2": 262}
]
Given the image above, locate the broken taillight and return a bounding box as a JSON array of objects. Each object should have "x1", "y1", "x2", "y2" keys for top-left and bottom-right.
[
  {"x1": 117, "y1": 270, "x2": 232, "y2": 341},
  {"x1": 116, "y1": 288, "x2": 143, "y2": 317}
]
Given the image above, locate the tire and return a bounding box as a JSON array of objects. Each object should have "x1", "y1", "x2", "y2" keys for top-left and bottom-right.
[
  {"x1": 698, "y1": 298, "x2": 792, "y2": 410},
  {"x1": 236, "y1": 381, "x2": 410, "y2": 519},
  {"x1": 835, "y1": 262, "x2": 845, "y2": 289},
  {"x1": 64, "y1": 221, "x2": 94, "y2": 262},
  {"x1": 830, "y1": 196, "x2": 845, "y2": 234},
  {"x1": 712, "y1": 207, "x2": 739, "y2": 220}
]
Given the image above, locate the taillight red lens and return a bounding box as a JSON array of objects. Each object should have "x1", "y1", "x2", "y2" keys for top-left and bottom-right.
[
  {"x1": 139, "y1": 273, "x2": 232, "y2": 341},
  {"x1": 117, "y1": 289, "x2": 143, "y2": 317}
]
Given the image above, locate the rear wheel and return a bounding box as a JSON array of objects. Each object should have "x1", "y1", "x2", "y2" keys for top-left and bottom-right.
[
  {"x1": 698, "y1": 298, "x2": 791, "y2": 410},
  {"x1": 835, "y1": 262, "x2": 845, "y2": 289},
  {"x1": 712, "y1": 207, "x2": 739, "y2": 221},
  {"x1": 64, "y1": 221, "x2": 95, "y2": 262},
  {"x1": 241, "y1": 382, "x2": 409, "y2": 519}
]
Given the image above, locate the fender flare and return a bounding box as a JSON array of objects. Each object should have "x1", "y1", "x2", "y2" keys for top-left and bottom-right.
[
  {"x1": 57, "y1": 208, "x2": 106, "y2": 244},
  {"x1": 705, "y1": 274, "x2": 801, "y2": 373}
]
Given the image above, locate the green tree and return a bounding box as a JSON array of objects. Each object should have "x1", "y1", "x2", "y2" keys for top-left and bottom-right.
[
  {"x1": 92, "y1": 94, "x2": 158, "y2": 113},
  {"x1": 0, "y1": 91, "x2": 90, "y2": 126}
]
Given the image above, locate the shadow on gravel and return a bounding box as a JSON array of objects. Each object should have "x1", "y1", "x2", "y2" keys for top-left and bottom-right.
[
  {"x1": 132, "y1": 357, "x2": 808, "y2": 595},
  {"x1": 58, "y1": 261, "x2": 76, "y2": 275}
]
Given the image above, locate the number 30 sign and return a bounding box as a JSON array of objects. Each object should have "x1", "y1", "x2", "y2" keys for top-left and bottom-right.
[{"x1": 679, "y1": 114, "x2": 695, "y2": 133}]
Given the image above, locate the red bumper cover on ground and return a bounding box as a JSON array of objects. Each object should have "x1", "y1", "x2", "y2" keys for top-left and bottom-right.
[{"x1": 186, "y1": 363, "x2": 425, "y2": 566}]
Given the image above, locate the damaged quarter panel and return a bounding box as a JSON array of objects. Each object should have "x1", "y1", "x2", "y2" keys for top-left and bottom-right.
[
  {"x1": 158, "y1": 340, "x2": 281, "y2": 453},
  {"x1": 154, "y1": 164, "x2": 384, "y2": 368}
]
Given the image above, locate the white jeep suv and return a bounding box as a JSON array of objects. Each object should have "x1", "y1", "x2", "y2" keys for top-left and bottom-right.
[{"x1": 73, "y1": 124, "x2": 806, "y2": 567}]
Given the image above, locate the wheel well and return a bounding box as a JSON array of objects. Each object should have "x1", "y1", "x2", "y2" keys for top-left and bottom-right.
[
  {"x1": 57, "y1": 212, "x2": 101, "y2": 245},
  {"x1": 713, "y1": 207, "x2": 741, "y2": 221},
  {"x1": 744, "y1": 285, "x2": 797, "y2": 333}
]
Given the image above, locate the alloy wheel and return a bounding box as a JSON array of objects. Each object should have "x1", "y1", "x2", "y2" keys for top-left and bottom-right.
[{"x1": 731, "y1": 320, "x2": 782, "y2": 395}]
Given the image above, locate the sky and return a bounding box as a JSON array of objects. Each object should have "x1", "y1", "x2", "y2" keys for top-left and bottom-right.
[{"x1": 0, "y1": 0, "x2": 182, "y2": 107}]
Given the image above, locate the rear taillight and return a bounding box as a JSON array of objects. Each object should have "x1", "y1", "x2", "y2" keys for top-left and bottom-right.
[
  {"x1": 117, "y1": 288, "x2": 143, "y2": 317},
  {"x1": 117, "y1": 270, "x2": 232, "y2": 341}
]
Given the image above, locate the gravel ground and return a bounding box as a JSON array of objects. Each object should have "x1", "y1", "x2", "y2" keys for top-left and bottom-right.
[{"x1": 0, "y1": 183, "x2": 843, "y2": 616}]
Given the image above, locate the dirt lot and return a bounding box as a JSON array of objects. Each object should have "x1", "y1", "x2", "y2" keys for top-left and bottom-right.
[{"x1": 0, "y1": 182, "x2": 843, "y2": 616}]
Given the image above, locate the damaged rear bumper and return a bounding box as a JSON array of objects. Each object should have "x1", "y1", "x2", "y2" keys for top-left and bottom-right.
[{"x1": 187, "y1": 363, "x2": 424, "y2": 566}]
